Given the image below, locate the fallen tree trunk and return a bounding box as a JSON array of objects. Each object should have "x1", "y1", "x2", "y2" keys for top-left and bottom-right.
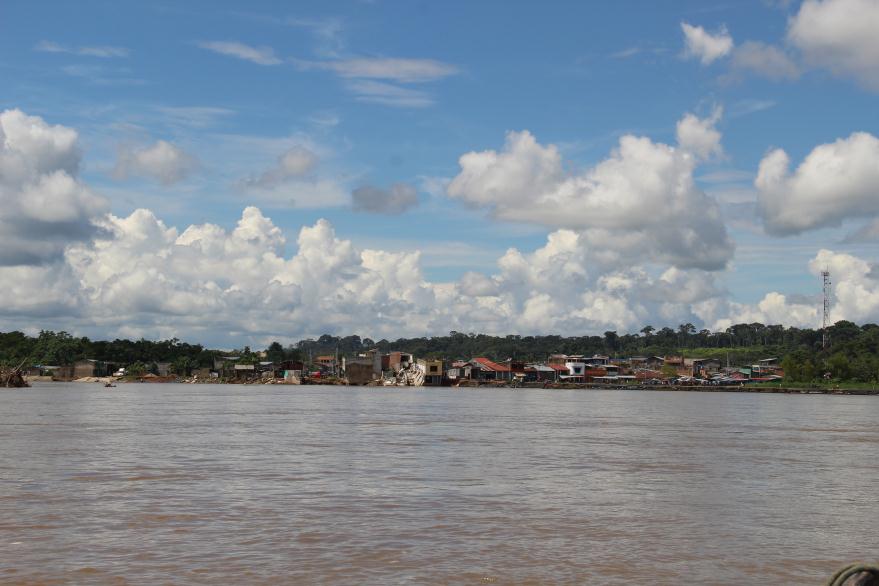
[{"x1": 2, "y1": 358, "x2": 30, "y2": 388}]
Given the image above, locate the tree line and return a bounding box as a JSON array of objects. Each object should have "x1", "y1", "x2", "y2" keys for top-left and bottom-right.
[{"x1": 2, "y1": 320, "x2": 878, "y2": 383}]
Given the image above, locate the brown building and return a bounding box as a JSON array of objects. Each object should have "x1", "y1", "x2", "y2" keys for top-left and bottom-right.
[
  {"x1": 382, "y1": 351, "x2": 414, "y2": 372},
  {"x1": 417, "y1": 358, "x2": 443, "y2": 385}
]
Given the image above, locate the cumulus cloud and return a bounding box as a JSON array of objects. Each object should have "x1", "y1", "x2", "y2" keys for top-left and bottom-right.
[
  {"x1": 459, "y1": 229, "x2": 724, "y2": 334},
  {"x1": 0, "y1": 109, "x2": 107, "y2": 266},
  {"x1": 676, "y1": 107, "x2": 724, "y2": 160},
  {"x1": 788, "y1": 0, "x2": 879, "y2": 91},
  {"x1": 113, "y1": 140, "x2": 198, "y2": 185},
  {"x1": 446, "y1": 111, "x2": 734, "y2": 270},
  {"x1": 196, "y1": 41, "x2": 282, "y2": 65},
  {"x1": 719, "y1": 249, "x2": 879, "y2": 329},
  {"x1": 0, "y1": 264, "x2": 84, "y2": 318},
  {"x1": 681, "y1": 22, "x2": 734, "y2": 64},
  {"x1": 0, "y1": 197, "x2": 867, "y2": 344},
  {"x1": 59, "y1": 208, "x2": 439, "y2": 341},
  {"x1": 351, "y1": 183, "x2": 419, "y2": 214},
  {"x1": 756, "y1": 131, "x2": 879, "y2": 235}
]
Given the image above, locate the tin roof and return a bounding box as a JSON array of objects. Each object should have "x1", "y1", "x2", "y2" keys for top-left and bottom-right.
[{"x1": 472, "y1": 357, "x2": 510, "y2": 372}]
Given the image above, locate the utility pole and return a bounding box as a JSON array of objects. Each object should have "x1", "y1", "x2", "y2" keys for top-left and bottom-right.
[{"x1": 822, "y1": 270, "x2": 831, "y2": 350}]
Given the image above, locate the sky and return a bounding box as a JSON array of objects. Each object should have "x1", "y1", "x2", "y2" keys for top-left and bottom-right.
[{"x1": 1, "y1": 0, "x2": 879, "y2": 347}]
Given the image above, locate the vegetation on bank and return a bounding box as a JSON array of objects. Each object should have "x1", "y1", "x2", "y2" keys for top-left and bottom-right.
[{"x1": 2, "y1": 319, "x2": 879, "y2": 384}]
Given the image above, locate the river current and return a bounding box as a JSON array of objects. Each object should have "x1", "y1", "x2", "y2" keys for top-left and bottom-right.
[{"x1": 1, "y1": 383, "x2": 877, "y2": 584}]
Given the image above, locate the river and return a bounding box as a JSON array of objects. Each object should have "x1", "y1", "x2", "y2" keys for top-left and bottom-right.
[{"x1": 1, "y1": 383, "x2": 877, "y2": 584}]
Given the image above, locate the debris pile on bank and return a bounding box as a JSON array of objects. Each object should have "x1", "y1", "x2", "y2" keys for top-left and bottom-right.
[{"x1": 1, "y1": 364, "x2": 29, "y2": 388}]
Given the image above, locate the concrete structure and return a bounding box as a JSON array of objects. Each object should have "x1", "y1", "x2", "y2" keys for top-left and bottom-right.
[
  {"x1": 563, "y1": 359, "x2": 586, "y2": 382},
  {"x1": 382, "y1": 351, "x2": 413, "y2": 372},
  {"x1": 417, "y1": 358, "x2": 443, "y2": 385}
]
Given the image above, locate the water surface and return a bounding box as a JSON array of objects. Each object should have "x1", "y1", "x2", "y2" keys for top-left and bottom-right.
[{"x1": 1, "y1": 383, "x2": 877, "y2": 584}]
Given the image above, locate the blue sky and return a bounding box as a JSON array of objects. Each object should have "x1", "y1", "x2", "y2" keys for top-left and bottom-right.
[{"x1": 1, "y1": 0, "x2": 879, "y2": 345}]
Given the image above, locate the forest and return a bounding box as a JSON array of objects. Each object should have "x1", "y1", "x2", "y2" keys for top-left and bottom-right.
[{"x1": 1, "y1": 320, "x2": 878, "y2": 382}]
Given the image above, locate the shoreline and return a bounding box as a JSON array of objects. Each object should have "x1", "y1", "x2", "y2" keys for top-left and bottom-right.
[{"x1": 21, "y1": 377, "x2": 879, "y2": 395}]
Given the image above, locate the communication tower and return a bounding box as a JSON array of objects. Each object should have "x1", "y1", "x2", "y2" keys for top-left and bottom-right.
[{"x1": 822, "y1": 270, "x2": 831, "y2": 349}]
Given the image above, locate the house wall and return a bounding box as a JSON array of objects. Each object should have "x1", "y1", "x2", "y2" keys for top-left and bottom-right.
[
  {"x1": 565, "y1": 361, "x2": 586, "y2": 376},
  {"x1": 346, "y1": 361, "x2": 378, "y2": 385}
]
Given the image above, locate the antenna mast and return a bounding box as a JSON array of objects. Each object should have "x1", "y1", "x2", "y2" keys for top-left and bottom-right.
[{"x1": 822, "y1": 270, "x2": 831, "y2": 350}]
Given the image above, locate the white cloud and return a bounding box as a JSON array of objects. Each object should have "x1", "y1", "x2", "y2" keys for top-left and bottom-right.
[
  {"x1": 113, "y1": 140, "x2": 199, "y2": 185},
  {"x1": 756, "y1": 131, "x2": 879, "y2": 235},
  {"x1": 676, "y1": 106, "x2": 724, "y2": 160},
  {"x1": 728, "y1": 99, "x2": 776, "y2": 118},
  {"x1": 611, "y1": 47, "x2": 642, "y2": 59},
  {"x1": 60, "y1": 208, "x2": 440, "y2": 341},
  {"x1": 0, "y1": 109, "x2": 107, "y2": 266},
  {"x1": 196, "y1": 41, "x2": 282, "y2": 65},
  {"x1": 0, "y1": 264, "x2": 84, "y2": 319},
  {"x1": 352, "y1": 183, "x2": 419, "y2": 214},
  {"x1": 295, "y1": 57, "x2": 458, "y2": 82},
  {"x1": 788, "y1": 0, "x2": 879, "y2": 91},
  {"x1": 294, "y1": 56, "x2": 457, "y2": 107},
  {"x1": 721, "y1": 249, "x2": 879, "y2": 329},
  {"x1": 681, "y1": 22, "x2": 734, "y2": 65},
  {"x1": 345, "y1": 80, "x2": 434, "y2": 108},
  {"x1": 446, "y1": 111, "x2": 734, "y2": 270},
  {"x1": 0, "y1": 199, "x2": 860, "y2": 345},
  {"x1": 35, "y1": 40, "x2": 129, "y2": 58},
  {"x1": 729, "y1": 41, "x2": 800, "y2": 80}
]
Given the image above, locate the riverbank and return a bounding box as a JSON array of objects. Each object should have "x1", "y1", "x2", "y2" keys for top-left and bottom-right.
[
  {"x1": 458, "y1": 381, "x2": 879, "y2": 395},
  {"x1": 20, "y1": 376, "x2": 879, "y2": 395}
]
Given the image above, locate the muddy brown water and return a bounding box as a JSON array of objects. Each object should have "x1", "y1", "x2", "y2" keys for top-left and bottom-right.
[{"x1": 1, "y1": 383, "x2": 877, "y2": 585}]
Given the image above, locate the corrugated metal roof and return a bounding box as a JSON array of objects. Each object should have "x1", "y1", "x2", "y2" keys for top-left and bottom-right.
[{"x1": 472, "y1": 357, "x2": 510, "y2": 372}]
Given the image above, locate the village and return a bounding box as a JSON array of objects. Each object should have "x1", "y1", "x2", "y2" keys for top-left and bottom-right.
[{"x1": 12, "y1": 350, "x2": 785, "y2": 388}]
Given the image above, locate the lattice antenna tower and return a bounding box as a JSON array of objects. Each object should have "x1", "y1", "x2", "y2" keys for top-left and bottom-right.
[{"x1": 822, "y1": 269, "x2": 831, "y2": 350}]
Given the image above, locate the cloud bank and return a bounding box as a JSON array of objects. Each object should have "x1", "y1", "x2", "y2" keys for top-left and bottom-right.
[{"x1": 6, "y1": 108, "x2": 879, "y2": 346}]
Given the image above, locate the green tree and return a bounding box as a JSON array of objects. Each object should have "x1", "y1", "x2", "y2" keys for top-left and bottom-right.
[
  {"x1": 265, "y1": 341, "x2": 285, "y2": 363},
  {"x1": 782, "y1": 355, "x2": 801, "y2": 382},
  {"x1": 171, "y1": 356, "x2": 194, "y2": 376},
  {"x1": 127, "y1": 361, "x2": 146, "y2": 376},
  {"x1": 826, "y1": 353, "x2": 851, "y2": 380}
]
